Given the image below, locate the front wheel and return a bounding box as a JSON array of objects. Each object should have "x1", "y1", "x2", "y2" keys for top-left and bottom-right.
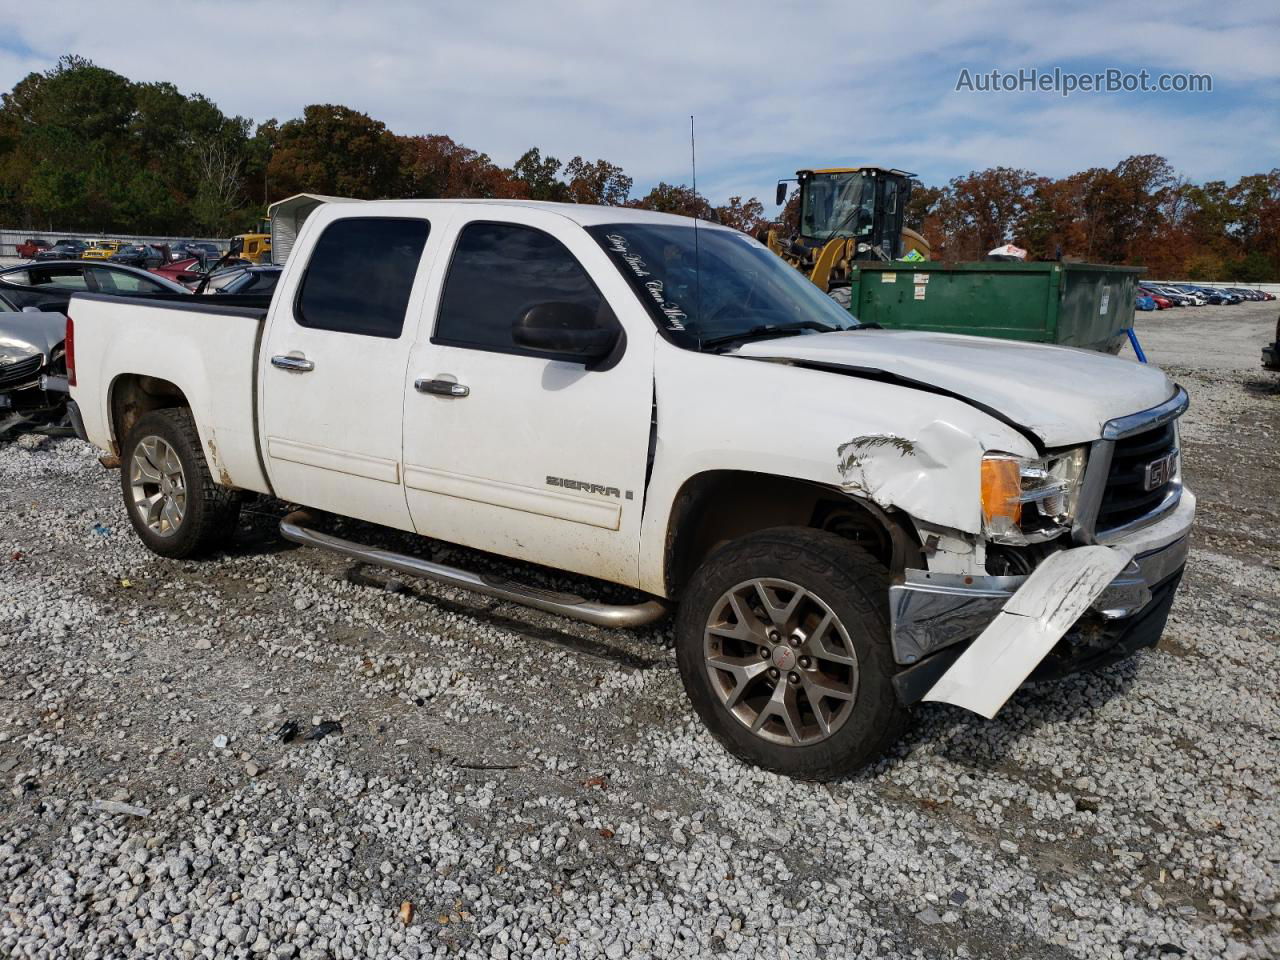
[
  {"x1": 675, "y1": 527, "x2": 907, "y2": 780},
  {"x1": 120, "y1": 408, "x2": 239, "y2": 559}
]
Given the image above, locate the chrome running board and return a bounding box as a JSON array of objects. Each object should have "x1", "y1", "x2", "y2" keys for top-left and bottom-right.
[{"x1": 279, "y1": 511, "x2": 669, "y2": 629}]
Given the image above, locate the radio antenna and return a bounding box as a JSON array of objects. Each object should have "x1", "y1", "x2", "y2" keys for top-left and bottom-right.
[{"x1": 690, "y1": 114, "x2": 697, "y2": 198}]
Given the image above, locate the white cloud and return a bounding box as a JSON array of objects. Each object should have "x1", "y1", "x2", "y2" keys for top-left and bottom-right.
[{"x1": 1, "y1": 0, "x2": 1274, "y2": 203}]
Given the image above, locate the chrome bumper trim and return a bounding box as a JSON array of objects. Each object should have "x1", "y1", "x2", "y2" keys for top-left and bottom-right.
[{"x1": 889, "y1": 535, "x2": 1190, "y2": 666}]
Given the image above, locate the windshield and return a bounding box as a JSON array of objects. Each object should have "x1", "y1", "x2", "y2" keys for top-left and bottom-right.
[
  {"x1": 800, "y1": 172, "x2": 874, "y2": 241},
  {"x1": 587, "y1": 222, "x2": 860, "y2": 347}
]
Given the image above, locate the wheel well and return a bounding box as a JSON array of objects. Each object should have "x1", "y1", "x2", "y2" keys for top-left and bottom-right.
[
  {"x1": 108, "y1": 375, "x2": 191, "y2": 454},
  {"x1": 663, "y1": 470, "x2": 922, "y2": 598}
]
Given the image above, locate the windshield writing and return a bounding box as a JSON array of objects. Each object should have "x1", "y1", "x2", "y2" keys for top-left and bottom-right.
[{"x1": 588, "y1": 223, "x2": 859, "y2": 346}]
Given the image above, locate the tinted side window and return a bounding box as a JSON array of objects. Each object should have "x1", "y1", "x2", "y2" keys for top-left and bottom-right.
[
  {"x1": 297, "y1": 217, "x2": 430, "y2": 338},
  {"x1": 33, "y1": 267, "x2": 90, "y2": 290},
  {"x1": 88, "y1": 267, "x2": 165, "y2": 294},
  {"x1": 435, "y1": 222, "x2": 612, "y2": 353}
]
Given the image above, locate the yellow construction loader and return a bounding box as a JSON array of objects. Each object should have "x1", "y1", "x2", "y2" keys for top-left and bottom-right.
[{"x1": 761, "y1": 166, "x2": 931, "y2": 306}]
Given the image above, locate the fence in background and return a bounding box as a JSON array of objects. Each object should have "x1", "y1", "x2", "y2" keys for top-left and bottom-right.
[{"x1": 0, "y1": 229, "x2": 229, "y2": 260}]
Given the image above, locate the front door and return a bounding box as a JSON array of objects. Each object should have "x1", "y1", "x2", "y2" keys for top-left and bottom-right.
[
  {"x1": 402, "y1": 211, "x2": 655, "y2": 587},
  {"x1": 259, "y1": 213, "x2": 437, "y2": 530}
]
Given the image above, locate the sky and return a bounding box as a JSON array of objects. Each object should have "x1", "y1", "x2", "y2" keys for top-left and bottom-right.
[{"x1": 0, "y1": 0, "x2": 1276, "y2": 209}]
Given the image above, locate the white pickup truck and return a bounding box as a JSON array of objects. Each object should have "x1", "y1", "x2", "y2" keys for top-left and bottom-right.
[{"x1": 66, "y1": 199, "x2": 1194, "y2": 780}]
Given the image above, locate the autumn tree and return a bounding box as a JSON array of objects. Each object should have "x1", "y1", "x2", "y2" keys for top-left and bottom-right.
[
  {"x1": 714, "y1": 195, "x2": 767, "y2": 233},
  {"x1": 563, "y1": 156, "x2": 632, "y2": 205},
  {"x1": 930, "y1": 167, "x2": 1038, "y2": 259},
  {"x1": 398, "y1": 134, "x2": 523, "y2": 199},
  {"x1": 266, "y1": 104, "x2": 400, "y2": 199},
  {"x1": 630, "y1": 182, "x2": 713, "y2": 219},
  {"x1": 511, "y1": 148, "x2": 566, "y2": 201}
]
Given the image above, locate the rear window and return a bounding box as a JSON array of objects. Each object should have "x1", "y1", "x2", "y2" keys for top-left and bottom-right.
[{"x1": 296, "y1": 218, "x2": 430, "y2": 338}]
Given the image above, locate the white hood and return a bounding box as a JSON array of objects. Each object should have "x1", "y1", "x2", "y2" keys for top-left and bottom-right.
[{"x1": 733, "y1": 329, "x2": 1176, "y2": 447}]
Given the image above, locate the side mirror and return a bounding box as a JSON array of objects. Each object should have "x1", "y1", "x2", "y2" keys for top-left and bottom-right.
[
  {"x1": 775, "y1": 182, "x2": 787, "y2": 206},
  {"x1": 228, "y1": 237, "x2": 244, "y2": 255},
  {"x1": 512, "y1": 302, "x2": 619, "y2": 362}
]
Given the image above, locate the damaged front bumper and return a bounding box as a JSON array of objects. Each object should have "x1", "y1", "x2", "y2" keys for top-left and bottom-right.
[{"x1": 890, "y1": 491, "x2": 1195, "y2": 714}]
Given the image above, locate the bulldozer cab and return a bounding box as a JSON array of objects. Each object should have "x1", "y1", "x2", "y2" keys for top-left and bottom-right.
[
  {"x1": 786, "y1": 167, "x2": 914, "y2": 259},
  {"x1": 764, "y1": 165, "x2": 929, "y2": 297}
]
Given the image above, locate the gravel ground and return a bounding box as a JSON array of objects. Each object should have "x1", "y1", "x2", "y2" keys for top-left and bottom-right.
[{"x1": 1, "y1": 301, "x2": 1277, "y2": 960}]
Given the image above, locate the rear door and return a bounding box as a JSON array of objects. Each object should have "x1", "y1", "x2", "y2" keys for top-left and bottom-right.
[
  {"x1": 402, "y1": 210, "x2": 655, "y2": 587},
  {"x1": 259, "y1": 211, "x2": 438, "y2": 530}
]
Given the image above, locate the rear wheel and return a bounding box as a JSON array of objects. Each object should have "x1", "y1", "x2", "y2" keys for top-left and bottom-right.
[
  {"x1": 120, "y1": 408, "x2": 239, "y2": 559},
  {"x1": 675, "y1": 527, "x2": 907, "y2": 780}
]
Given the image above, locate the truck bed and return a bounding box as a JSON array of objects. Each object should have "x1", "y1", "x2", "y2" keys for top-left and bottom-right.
[{"x1": 69, "y1": 292, "x2": 273, "y2": 494}]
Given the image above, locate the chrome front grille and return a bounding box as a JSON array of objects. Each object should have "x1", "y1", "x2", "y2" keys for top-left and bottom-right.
[
  {"x1": 0, "y1": 354, "x2": 42, "y2": 388},
  {"x1": 1074, "y1": 387, "x2": 1188, "y2": 543},
  {"x1": 1096, "y1": 421, "x2": 1178, "y2": 532}
]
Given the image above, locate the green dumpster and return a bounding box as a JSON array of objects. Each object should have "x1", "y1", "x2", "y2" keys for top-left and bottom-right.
[{"x1": 845, "y1": 261, "x2": 1144, "y2": 353}]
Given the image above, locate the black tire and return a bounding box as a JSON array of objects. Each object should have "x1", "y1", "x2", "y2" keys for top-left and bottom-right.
[
  {"x1": 675, "y1": 527, "x2": 908, "y2": 781},
  {"x1": 120, "y1": 408, "x2": 239, "y2": 559}
]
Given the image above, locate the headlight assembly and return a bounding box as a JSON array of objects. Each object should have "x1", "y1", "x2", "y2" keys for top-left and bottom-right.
[{"x1": 981, "y1": 448, "x2": 1088, "y2": 544}]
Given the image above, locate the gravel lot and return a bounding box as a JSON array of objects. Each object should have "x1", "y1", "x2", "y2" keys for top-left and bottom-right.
[{"x1": 2, "y1": 301, "x2": 1277, "y2": 960}]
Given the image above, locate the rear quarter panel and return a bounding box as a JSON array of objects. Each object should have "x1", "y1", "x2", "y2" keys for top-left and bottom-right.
[{"x1": 68, "y1": 295, "x2": 270, "y2": 494}]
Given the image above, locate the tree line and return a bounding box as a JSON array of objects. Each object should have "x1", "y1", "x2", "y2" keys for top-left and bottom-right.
[
  {"x1": 0, "y1": 56, "x2": 767, "y2": 239},
  {"x1": 0, "y1": 56, "x2": 1274, "y2": 280},
  {"x1": 907, "y1": 157, "x2": 1280, "y2": 281}
]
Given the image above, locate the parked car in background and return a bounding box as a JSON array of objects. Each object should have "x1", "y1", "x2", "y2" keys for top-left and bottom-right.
[
  {"x1": 82, "y1": 240, "x2": 124, "y2": 261},
  {"x1": 0, "y1": 291, "x2": 73, "y2": 424},
  {"x1": 170, "y1": 241, "x2": 221, "y2": 262},
  {"x1": 35, "y1": 240, "x2": 88, "y2": 261},
  {"x1": 15, "y1": 238, "x2": 52, "y2": 259},
  {"x1": 0, "y1": 261, "x2": 190, "y2": 313},
  {"x1": 199, "y1": 264, "x2": 281, "y2": 296},
  {"x1": 109, "y1": 244, "x2": 168, "y2": 269},
  {"x1": 1138, "y1": 288, "x2": 1172, "y2": 309},
  {"x1": 1178, "y1": 285, "x2": 1232, "y2": 305},
  {"x1": 1135, "y1": 294, "x2": 1157, "y2": 311},
  {"x1": 1143, "y1": 284, "x2": 1191, "y2": 307},
  {"x1": 1160, "y1": 287, "x2": 1196, "y2": 306},
  {"x1": 1163, "y1": 285, "x2": 1206, "y2": 306},
  {"x1": 151, "y1": 257, "x2": 207, "y2": 285}
]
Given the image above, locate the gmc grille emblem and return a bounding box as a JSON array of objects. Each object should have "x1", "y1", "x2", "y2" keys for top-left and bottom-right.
[{"x1": 1143, "y1": 451, "x2": 1178, "y2": 491}]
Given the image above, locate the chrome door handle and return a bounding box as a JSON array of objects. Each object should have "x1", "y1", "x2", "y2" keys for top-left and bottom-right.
[
  {"x1": 271, "y1": 354, "x2": 315, "y2": 372},
  {"x1": 416, "y1": 377, "x2": 469, "y2": 398}
]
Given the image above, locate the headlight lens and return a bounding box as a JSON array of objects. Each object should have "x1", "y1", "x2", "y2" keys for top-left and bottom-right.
[{"x1": 981, "y1": 448, "x2": 1088, "y2": 544}]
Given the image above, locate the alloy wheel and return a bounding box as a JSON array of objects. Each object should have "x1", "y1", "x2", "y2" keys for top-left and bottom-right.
[
  {"x1": 703, "y1": 578, "x2": 859, "y2": 746},
  {"x1": 129, "y1": 436, "x2": 187, "y2": 536}
]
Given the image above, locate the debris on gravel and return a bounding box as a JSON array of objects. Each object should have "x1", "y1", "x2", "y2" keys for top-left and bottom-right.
[{"x1": 0, "y1": 303, "x2": 1277, "y2": 958}]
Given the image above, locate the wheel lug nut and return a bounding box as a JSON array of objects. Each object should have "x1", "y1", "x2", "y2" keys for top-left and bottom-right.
[
  {"x1": 788, "y1": 672, "x2": 800, "y2": 684},
  {"x1": 788, "y1": 635, "x2": 801, "y2": 647},
  {"x1": 767, "y1": 630, "x2": 780, "y2": 643},
  {"x1": 768, "y1": 668, "x2": 779, "y2": 680},
  {"x1": 759, "y1": 647, "x2": 771, "y2": 659},
  {"x1": 799, "y1": 657, "x2": 811, "y2": 669}
]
